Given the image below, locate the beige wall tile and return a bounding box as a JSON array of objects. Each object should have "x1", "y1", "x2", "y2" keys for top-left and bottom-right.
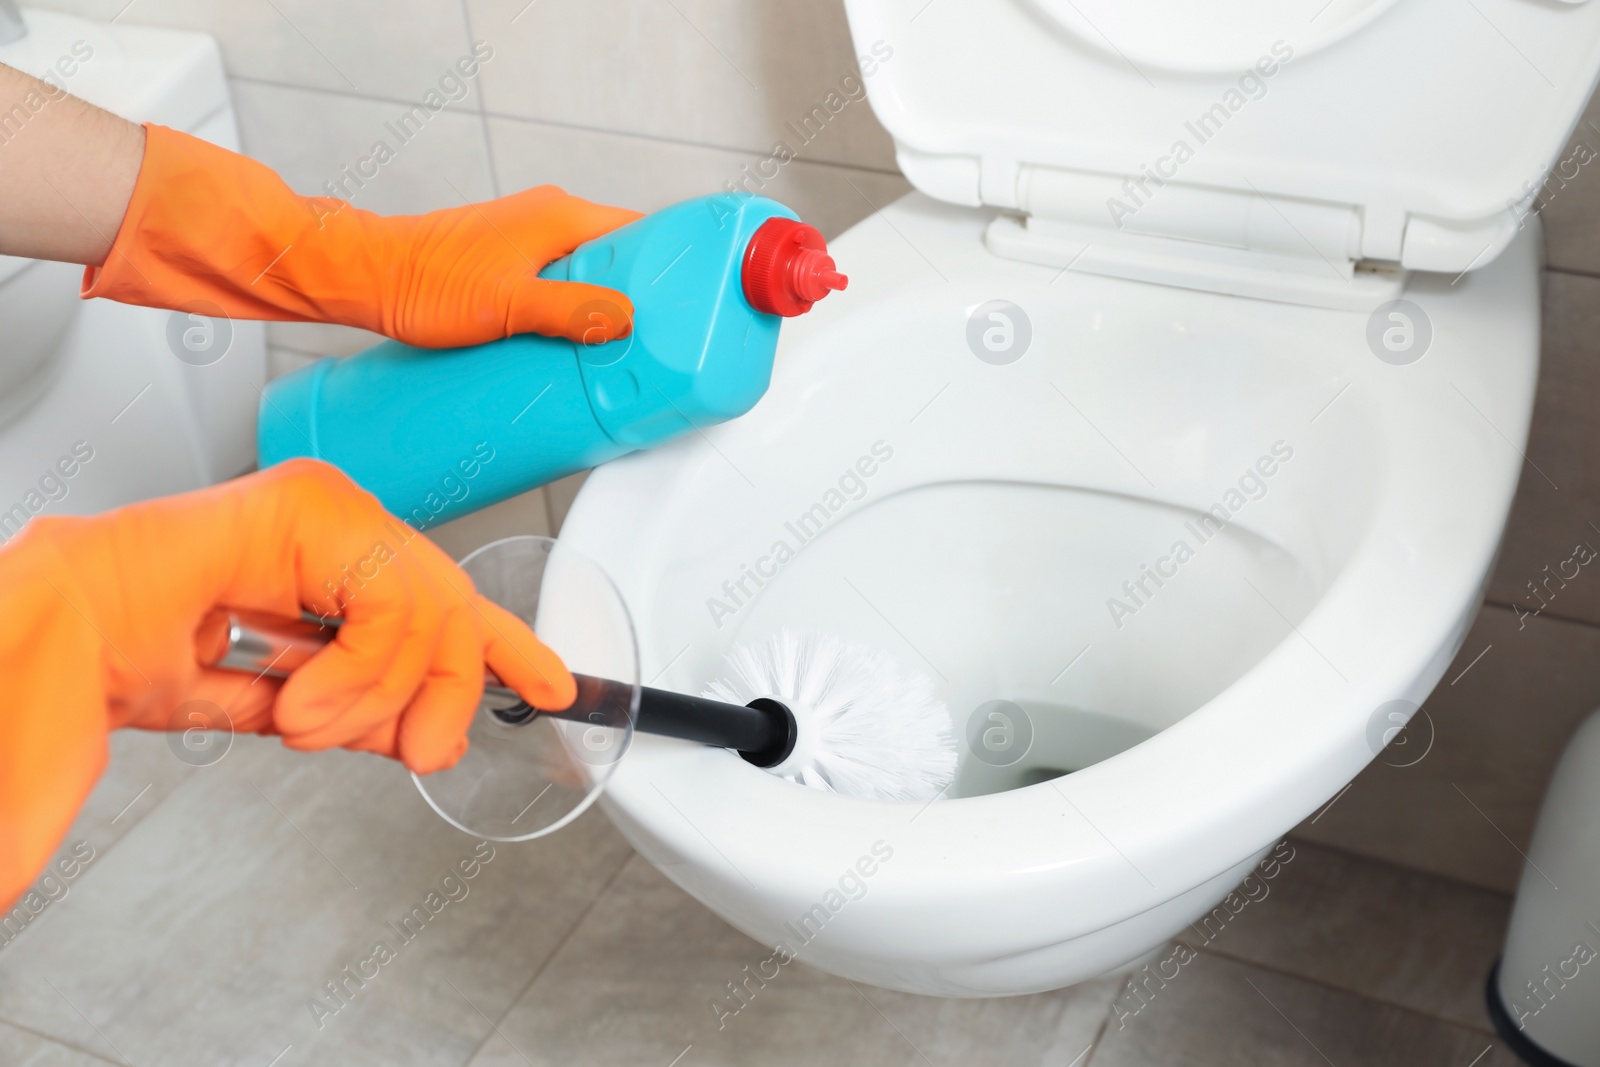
[
  {"x1": 544, "y1": 469, "x2": 588, "y2": 533},
  {"x1": 1488, "y1": 270, "x2": 1600, "y2": 627},
  {"x1": 466, "y1": 0, "x2": 897, "y2": 171},
  {"x1": 1295, "y1": 603, "x2": 1600, "y2": 894},
  {"x1": 266, "y1": 344, "x2": 317, "y2": 381},
  {"x1": 234, "y1": 80, "x2": 495, "y2": 366},
  {"x1": 468, "y1": 853, "x2": 1118, "y2": 1067},
  {"x1": 1202, "y1": 840, "x2": 1510, "y2": 1030},
  {"x1": 423, "y1": 485, "x2": 551, "y2": 562},
  {"x1": 29, "y1": 0, "x2": 482, "y2": 103},
  {"x1": 267, "y1": 323, "x2": 387, "y2": 361},
  {"x1": 232, "y1": 79, "x2": 496, "y2": 213},
  {"x1": 486, "y1": 115, "x2": 911, "y2": 240}
]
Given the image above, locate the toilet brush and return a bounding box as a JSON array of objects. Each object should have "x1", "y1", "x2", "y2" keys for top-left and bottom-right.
[{"x1": 196, "y1": 608, "x2": 957, "y2": 802}]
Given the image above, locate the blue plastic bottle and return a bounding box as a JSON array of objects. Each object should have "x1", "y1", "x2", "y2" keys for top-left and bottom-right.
[{"x1": 257, "y1": 194, "x2": 846, "y2": 530}]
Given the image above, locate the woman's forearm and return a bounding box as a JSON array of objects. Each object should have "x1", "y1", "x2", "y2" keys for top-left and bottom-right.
[{"x1": 0, "y1": 61, "x2": 143, "y2": 266}]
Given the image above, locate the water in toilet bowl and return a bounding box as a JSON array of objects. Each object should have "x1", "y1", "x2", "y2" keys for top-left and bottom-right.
[
  {"x1": 679, "y1": 479, "x2": 1318, "y2": 802},
  {"x1": 955, "y1": 700, "x2": 1156, "y2": 797}
]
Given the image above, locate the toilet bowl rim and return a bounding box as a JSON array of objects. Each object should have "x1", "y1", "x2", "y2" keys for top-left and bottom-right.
[
  {"x1": 590, "y1": 431, "x2": 1504, "y2": 919},
  {"x1": 566, "y1": 193, "x2": 1538, "y2": 924}
]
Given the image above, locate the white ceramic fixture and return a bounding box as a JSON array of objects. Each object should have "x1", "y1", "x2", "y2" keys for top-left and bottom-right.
[
  {"x1": 557, "y1": 0, "x2": 1597, "y2": 996},
  {"x1": 1491, "y1": 709, "x2": 1600, "y2": 1065},
  {"x1": 0, "y1": 10, "x2": 263, "y2": 544}
]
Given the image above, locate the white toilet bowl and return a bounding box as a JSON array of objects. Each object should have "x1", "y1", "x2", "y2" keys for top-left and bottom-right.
[
  {"x1": 557, "y1": 0, "x2": 1599, "y2": 995},
  {"x1": 0, "y1": 10, "x2": 263, "y2": 538},
  {"x1": 562, "y1": 193, "x2": 1539, "y2": 995}
]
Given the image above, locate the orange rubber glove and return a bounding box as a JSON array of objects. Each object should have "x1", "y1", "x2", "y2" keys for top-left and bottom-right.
[
  {"x1": 81, "y1": 123, "x2": 643, "y2": 349},
  {"x1": 0, "y1": 458, "x2": 575, "y2": 911}
]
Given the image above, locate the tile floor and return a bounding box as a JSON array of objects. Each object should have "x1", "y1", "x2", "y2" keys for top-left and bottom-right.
[{"x1": 0, "y1": 730, "x2": 1525, "y2": 1067}]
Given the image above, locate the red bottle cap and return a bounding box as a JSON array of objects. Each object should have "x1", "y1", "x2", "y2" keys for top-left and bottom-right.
[{"x1": 741, "y1": 217, "x2": 848, "y2": 317}]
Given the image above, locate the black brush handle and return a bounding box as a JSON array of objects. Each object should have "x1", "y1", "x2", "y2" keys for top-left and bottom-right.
[
  {"x1": 195, "y1": 606, "x2": 796, "y2": 767},
  {"x1": 528, "y1": 675, "x2": 795, "y2": 768}
]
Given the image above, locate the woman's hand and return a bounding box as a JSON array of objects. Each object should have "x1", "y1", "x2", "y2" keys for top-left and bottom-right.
[
  {"x1": 0, "y1": 459, "x2": 574, "y2": 908},
  {"x1": 0, "y1": 64, "x2": 641, "y2": 349},
  {"x1": 82, "y1": 125, "x2": 643, "y2": 348}
]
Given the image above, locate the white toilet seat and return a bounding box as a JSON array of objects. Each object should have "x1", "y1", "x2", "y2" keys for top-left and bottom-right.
[{"x1": 558, "y1": 194, "x2": 1539, "y2": 995}]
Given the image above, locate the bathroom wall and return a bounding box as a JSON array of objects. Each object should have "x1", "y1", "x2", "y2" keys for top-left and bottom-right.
[{"x1": 26, "y1": 0, "x2": 1600, "y2": 896}]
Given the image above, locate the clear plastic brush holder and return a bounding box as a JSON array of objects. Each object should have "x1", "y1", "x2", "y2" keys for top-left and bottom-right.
[{"x1": 413, "y1": 535, "x2": 640, "y2": 841}]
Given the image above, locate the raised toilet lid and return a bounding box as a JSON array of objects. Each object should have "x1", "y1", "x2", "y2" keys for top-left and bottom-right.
[{"x1": 843, "y1": 0, "x2": 1600, "y2": 271}]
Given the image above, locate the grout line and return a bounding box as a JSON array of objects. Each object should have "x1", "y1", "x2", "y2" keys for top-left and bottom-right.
[
  {"x1": 1481, "y1": 596, "x2": 1600, "y2": 634},
  {"x1": 45, "y1": 741, "x2": 231, "y2": 911},
  {"x1": 478, "y1": 99, "x2": 504, "y2": 199},
  {"x1": 225, "y1": 75, "x2": 904, "y2": 178},
  {"x1": 1545, "y1": 265, "x2": 1600, "y2": 282},
  {"x1": 1185, "y1": 835, "x2": 1515, "y2": 1033},
  {"x1": 228, "y1": 73, "x2": 485, "y2": 113},
  {"x1": 456, "y1": 850, "x2": 635, "y2": 1066},
  {"x1": 0, "y1": 1016, "x2": 130, "y2": 1066},
  {"x1": 458, "y1": 0, "x2": 502, "y2": 200},
  {"x1": 268, "y1": 343, "x2": 360, "y2": 362},
  {"x1": 478, "y1": 110, "x2": 906, "y2": 179},
  {"x1": 1282, "y1": 836, "x2": 1516, "y2": 902},
  {"x1": 537, "y1": 484, "x2": 558, "y2": 535},
  {"x1": 455, "y1": 0, "x2": 486, "y2": 121},
  {"x1": 1194, "y1": 946, "x2": 1506, "y2": 1042}
]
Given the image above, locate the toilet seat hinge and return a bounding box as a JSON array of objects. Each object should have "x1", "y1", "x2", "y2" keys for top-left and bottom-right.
[{"x1": 990, "y1": 164, "x2": 1407, "y2": 310}]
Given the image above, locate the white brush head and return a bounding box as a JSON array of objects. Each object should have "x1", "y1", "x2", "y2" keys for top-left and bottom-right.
[{"x1": 703, "y1": 629, "x2": 958, "y2": 803}]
